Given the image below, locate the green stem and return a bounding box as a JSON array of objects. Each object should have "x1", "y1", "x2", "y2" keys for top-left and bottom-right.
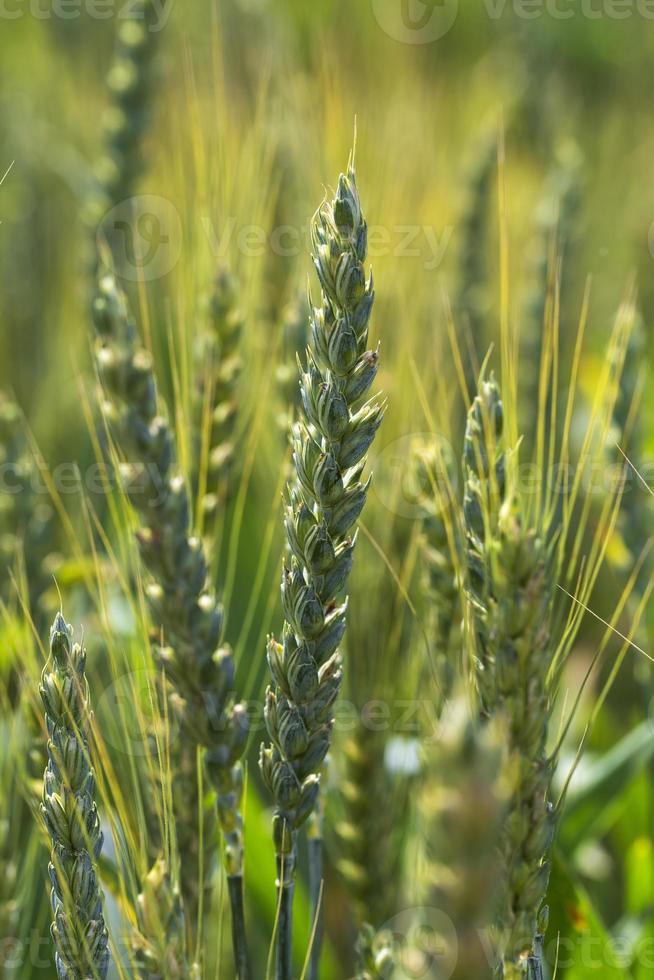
[
  {"x1": 227, "y1": 874, "x2": 251, "y2": 980},
  {"x1": 527, "y1": 935, "x2": 545, "y2": 980},
  {"x1": 307, "y1": 813, "x2": 323, "y2": 980},
  {"x1": 276, "y1": 848, "x2": 296, "y2": 980}
]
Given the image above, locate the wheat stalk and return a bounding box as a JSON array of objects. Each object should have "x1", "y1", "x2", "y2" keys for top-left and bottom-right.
[
  {"x1": 91, "y1": 268, "x2": 250, "y2": 977},
  {"x1": 260, "y1": 157, "x2": 384, "y2": 978},
  {"x1": 39, "y1": 613, "x2": 110, "y2": 979},
  {"x1": 462, "y1": 376, "x2": 555, "y2": 977}
]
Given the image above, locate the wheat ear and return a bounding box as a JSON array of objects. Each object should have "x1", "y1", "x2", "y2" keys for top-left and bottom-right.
[
  {"x1": 413, "y1": 442, "x2": 462, "y2": 703},
  {"x1": 522, "y1": 148, "x2": 583, "y2": 453},
  {"x1": 87, "y1": 1, "x2": 160, "y2": 225},
  {"x1": 454, "y1": 135, "x2": 495, "y2": 407},
  {"x1": 275, "y1": 289, "x2": 310, "y2": 439},
  {"x1": 194, "y1": 265, "x2": 244, "y2": 523},
  {"x1": 132, "y1": 857, "x2": 199, "y2": 979},
  {"x1": 335, "y1": 724, "x2": 404, "y2": 929},
  {"x1": 463, "y1": 377, "x2": 555, "y2": 977},
  {"x1": 421, "y1": 696, "x2": 509, "y2": 980},
  {"x1": 611, "y1": 309, "x2": 651, "y2": 586},
  {"x1": 91, "y1": 269, "x2": 250, "y2": 978},
  {"x1": 260, "y1": 158, "x2": 384, "y2": 979},
  {"x1": 40, "y1": 613, "x2": 110, "y2": 979},
  {"x1": 0, "y1": 392, "x2": 56, "y2": 625}
]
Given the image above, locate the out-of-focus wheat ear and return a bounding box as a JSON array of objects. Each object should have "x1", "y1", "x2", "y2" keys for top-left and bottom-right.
[
  {"x1": 411, "y1": 439, "x2": 463, "y2": 705},
  {"x1": 39, "y1": 612, "x2": 111, "y2": 979},
  {"x1": 521, "y1": 145, "x2": 583, "y2": 456},
  {"x1": 453, "y1": 133, "x2": 496, "y2": 418},
  {"x1": 131, "y1": 856, "x2": 200, "y2": 979},
  {"x1": 0, "y1": 392, "x2": 58, "y2": 635},
  {"x1": 420, "y1": 696, "x2": 510, "y2": 980},
  {"x1": 354, "y1": 923, "x2": 394, "y2": 979},
  {"x1": 275, "y1": 289, "x2": 310, "y2": 442},
  {"x1": 85, "y1": 0, "x2": 163, "y2": 278},
  {"x1": 462, "y1": 376, "x2": 556, "y2": 975},
  {"x1": 610, "y1": 308, "x2": 651, "y2": 591},
  {"x1": 91, "y1": 267, "x2": 251, "y2": 977},
  {"x1": 193, "y1": 265, "x2": 245, "y2": 530},
  {"x1": 260, "y1": 158, "x2": 384, "y2": 980}
]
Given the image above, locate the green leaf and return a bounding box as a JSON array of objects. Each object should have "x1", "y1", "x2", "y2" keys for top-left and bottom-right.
[
  {"x1": 547, "y1": 853, "x2": 633, "y2": 979},
  {"x1": 560, "y1": 722, "x2": 654, "y2": 850}
]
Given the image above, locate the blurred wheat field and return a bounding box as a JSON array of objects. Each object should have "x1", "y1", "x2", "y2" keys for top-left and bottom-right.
[{"x1": 1, "y1": 2, "x2": 654, "y2": 979}]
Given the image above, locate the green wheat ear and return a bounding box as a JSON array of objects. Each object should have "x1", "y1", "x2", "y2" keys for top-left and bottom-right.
[
  {"x1": 610, "y1": 308, "x2": 652, "y2": 592},
  {"x1": 85, "y1": 1, "x2": 162, "y2": 239},
  {"x1": 260, "y1": 157, "x2": 384, "y2": 977},
  {"x1": 275, "y1": 289, "x2": 310, "y2": 439},
  {"x1": 0, "y1": 391, "x2": 57, "y2": 629},
  {"x1": 454, "y1": 133, "x2": 496, "y2": 412},
  {"x1": 91, "y1": 267, "x2": 250, "y2": 976},
  {"x1": 40, "y1": 612, "x2": 110, "y2": 980},
  {"x1": 132, "y1": 857, "x2": 199, "y2": 979},
  {"x1": 412, "y1": 440, "x2": 462, "y2": 704},
  {"x1": 193, "y1": 265, "x2": 245, "y2": 524},
  {"x1": 462, "y1": 376, "x2": 555, "y2": 976},
  {"x1": 521, "y1": 146, "x2": 583, "y2": 454}
]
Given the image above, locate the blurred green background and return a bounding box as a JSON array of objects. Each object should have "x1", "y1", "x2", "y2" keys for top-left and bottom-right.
[{"x1": 2, "y1": 1, "x2": 654, "y2": 978}]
